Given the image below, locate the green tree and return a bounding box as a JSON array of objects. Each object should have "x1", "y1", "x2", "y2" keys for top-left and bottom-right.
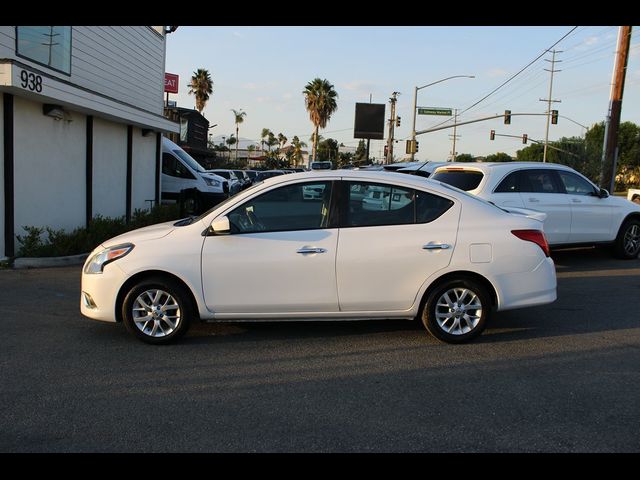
[
  {"x1": 354, "y1": 139, "x2": 366, "y2": 163},
  {"x1": 260, "y1": 128, "x2": 271, "y2": 155},
  {"x1": 231, "y1": 109, "x2": 246, "y2": 161},
  {"x1": 277, "y1": 133, "x2": 288, "y2": 158},
  {"x1": 188, "y1": 68, "x2": 213, "y2": 113},
  {"x1": 291, "y1": 136, "x2": 307, "y2": 167},
  {"x1": 303, "y1": 78, "x2": 339, "y2": 164},
  {"x1": 485, "y1": 152, "x2": 514, "y2": 162},
  {"x1": 455, "y1": 153, "x2": 475, "y2": 162},
  {"x1": 317, "y1": 138, "x2": 339, "y2": 164}
]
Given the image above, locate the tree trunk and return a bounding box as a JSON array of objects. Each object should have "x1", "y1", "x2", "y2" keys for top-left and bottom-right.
[{"x1": 312, "y1": 125, "x2": 319, "y2": 167}]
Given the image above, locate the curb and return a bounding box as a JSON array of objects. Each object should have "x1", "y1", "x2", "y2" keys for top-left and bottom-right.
[{"x1": 13, "y1": 253, "x2": 89, "y2": 269}]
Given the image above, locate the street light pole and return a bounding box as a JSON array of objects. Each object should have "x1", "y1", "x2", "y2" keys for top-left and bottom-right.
[{"x1": 410, "y1": 75, "x2": 475, "y2": 161}]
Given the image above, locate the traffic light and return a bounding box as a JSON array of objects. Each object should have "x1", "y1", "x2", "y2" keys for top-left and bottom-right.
[
  {"x1": 522, "y1": 134, "x2": 528, "y2": 144},
  {"x1": 396, "y1": 116, "x2": 401, "y2": 127},
  {"x1": 415, "y1": 141, "x2": 419, "y2": 153},
  {"x1": 406, "y1": 140, "x2": 414, "y2": 154},
  {"x1": 551, "y1": 110, "x2": 558, "y2": 124},
  {"x1": 490, "y1": 129, "x2": 495, "y2": 140},
  {"x1": 504, "y1": 110, "x2": 511, "y2": 125}
]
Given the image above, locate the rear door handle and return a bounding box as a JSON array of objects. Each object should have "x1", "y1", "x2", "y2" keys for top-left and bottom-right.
[
  {"x1": 297, "y1": 247, "x2": 327, "y2": 254},
  {"x1": 423, "y1": 244, "x2": 451, "y2": 250},
  {"x1": 528, "y1": 198, "x2": 540, "y2": 203},
  {"x1": 572, "y1": 198, "x2": 582, "y2": 203}
]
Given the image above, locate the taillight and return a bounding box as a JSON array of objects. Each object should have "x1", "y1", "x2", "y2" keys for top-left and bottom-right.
[{"x1": 511, "y1": 229, "x2": 550, "y2": 257}]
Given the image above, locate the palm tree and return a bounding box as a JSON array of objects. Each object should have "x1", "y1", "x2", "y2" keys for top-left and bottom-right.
[
  {"x1": 232, "y1": 109, "x2": 247, "y2": 163},
  {"x1": 188, "y1": 68, "x2": 213, "y2": 113},
  {"x1": 267, "y1": 131, "x2": 278, "y2": 152},
  {"x1": 226, "y1": 135, "x2": 236, "y2": 160},
  {"x1": 261, "y1": 128, "x2": 271, "y2": 156},
  {"x1": 277, "y1": 133, "x2": 288, "y2": 158},
  {"x1": 291, "y1": 135, "x2": 307, "y2": 167},
  {"x1": 303, "y1": 78, "x2": 338, "y2": 165}
]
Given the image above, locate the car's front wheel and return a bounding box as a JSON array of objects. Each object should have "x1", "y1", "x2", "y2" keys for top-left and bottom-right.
[
  {"x1": 122, "y1": 276, "x2": 192, "y2": 344},
  {"x1": 614, "y1": 218, "x2": 640, "y2": 259},
  {"x1": 421, "y1": 278, "x2": 491, "y2": 344}
]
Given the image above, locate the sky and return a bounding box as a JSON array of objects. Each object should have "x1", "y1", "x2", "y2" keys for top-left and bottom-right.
[{"x1": 164, "y1": 26, "x2": 640, "y2": 162}]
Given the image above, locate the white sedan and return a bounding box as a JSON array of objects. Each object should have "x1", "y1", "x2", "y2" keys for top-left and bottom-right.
[
  {"x1": 81, "y1": 171, "x2": 557, "y2": 344},
  {"x1": 431, "y1": 162, "x2": 640, "y2": 259}
]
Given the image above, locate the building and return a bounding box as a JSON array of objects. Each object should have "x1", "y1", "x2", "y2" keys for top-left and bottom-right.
[
  {"x1": 164, "y1": 106, "x2": 215, "y2": 166},
  {"x1": 0, "y1": 26, "x2": 179, "y2": 259}
]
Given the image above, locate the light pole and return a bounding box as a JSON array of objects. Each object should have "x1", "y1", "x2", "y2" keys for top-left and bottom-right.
[{"x1": 410, "y1": 75, "x2": 475, "y2": 161}]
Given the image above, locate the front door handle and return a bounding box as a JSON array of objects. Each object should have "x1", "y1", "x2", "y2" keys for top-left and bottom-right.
[
  {"x1": 572, "y1": 198, "x2": 582, "y2": 203},
  {"x1": 528, "y1": 198, "x2": 540, "y2": 203},
  {"x1": 423, "y1": 243, "x2": 451, "y2": 250},
  {"x1": 297, "y1": 247, "x2": 327, "y2": 254}
]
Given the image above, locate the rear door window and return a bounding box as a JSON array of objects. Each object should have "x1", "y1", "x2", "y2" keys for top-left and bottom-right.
[{"x1": 431, "y1": 170, "x2": 484, "y2": 191}]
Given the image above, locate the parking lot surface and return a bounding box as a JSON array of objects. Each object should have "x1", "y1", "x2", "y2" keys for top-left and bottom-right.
[{"x1": 1, "y1": 247, "x2": 639, "y2": 452}]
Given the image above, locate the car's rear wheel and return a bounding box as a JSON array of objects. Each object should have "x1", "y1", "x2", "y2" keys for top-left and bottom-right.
[
  {"x1": 122, "y1": 276, "x2": 192, "y2": 344},
  {"x1": 421, "y1": 278, "x2": 491, "y2": 344},
  {"x1": 614, "y1": 218, "x2": 640, "y2": 259}
]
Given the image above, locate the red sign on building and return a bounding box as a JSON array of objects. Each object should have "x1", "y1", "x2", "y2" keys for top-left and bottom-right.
[{"x1": 164, "y1": 73, "x2": 179, "y2": 94}]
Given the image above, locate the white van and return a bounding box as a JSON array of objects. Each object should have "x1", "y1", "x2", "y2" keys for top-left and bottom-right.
[{"x1": 161, "y1": 137, "x2": 229, "y2": 208}]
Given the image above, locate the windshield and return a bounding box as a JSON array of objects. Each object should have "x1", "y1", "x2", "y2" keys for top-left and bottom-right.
[{"x1": 173, "y1": 149, "x2": 206, "y2": 174}]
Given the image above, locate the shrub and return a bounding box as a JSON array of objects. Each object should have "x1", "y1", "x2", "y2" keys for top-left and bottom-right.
[{"x1": 16, "y1": 204, "x2": 181, "y2": 258}]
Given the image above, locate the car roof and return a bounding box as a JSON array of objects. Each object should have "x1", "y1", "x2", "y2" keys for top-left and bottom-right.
[
  {"x1": 254, "y1": 169, "x2": 458, "y2": 193},
  {"x1": 432, "y1": 161, "x2": 576, "y2": 172}
]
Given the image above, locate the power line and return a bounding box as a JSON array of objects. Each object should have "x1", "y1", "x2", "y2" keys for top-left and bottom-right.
[{"x1": 423, "y1": 27, "x2": 579, "y2": 132}]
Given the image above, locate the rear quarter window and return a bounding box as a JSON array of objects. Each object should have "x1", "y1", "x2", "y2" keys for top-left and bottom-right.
[{"x1": 430, "y1": 170, "x2": 484, "y2": 191}]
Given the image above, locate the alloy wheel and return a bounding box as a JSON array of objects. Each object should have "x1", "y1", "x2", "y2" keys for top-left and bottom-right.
[
  {"x1": 434, "y1": 287, "x2": 483, "y2": 335},
  {"x1": 132, "y1": 289, "x2": 181, "y2": 338}
]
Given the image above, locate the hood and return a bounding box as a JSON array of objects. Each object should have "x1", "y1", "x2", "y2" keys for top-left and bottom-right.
[
  {"x1": 101, "y1": 220, "x2": 177, "y2": 248},
  {"x1": 500, "y1": 206, "x2": 547, "y2": 223}
]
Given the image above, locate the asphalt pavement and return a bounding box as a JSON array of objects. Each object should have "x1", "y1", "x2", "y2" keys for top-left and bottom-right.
[{"x1": 1, "y1": 247, "x2": 639, "y2": 452}]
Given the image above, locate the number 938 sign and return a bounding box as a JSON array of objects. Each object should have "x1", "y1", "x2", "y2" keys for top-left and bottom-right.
[{"x1": 17, "y1": 68, "x2": 43, "y2": 93}]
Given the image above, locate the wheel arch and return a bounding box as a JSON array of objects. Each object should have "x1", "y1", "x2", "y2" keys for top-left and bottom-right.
[
  {"x1": 417, "y1": 270, "x2": 499, "y2": 317},
  {"x1": 115, "y1": 270, "x2": 201, "y2": 323}
]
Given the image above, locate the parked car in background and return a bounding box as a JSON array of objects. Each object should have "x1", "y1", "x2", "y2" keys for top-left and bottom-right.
[
  {"x1": 160, "y1": 137, "x2": 229, "y2": 208},
  {"x1": 208, "y1": 169, "x2": 242, "y2": 195},
  {"x1": 628, "y1": 188, "x2": 640, "y2": 204},
  {"x1": 310, "y1": 161, "x2": 332, "y2": 170},
  {"x1": 257, "y1": 170, "x2": 286, "y2": 181},
  {"x1": 390, "y1": 161, "x2": 449, "y2": 178},
  {"x1": 81, "y1": 171, "x2": 557, "y2": 345},
  {"x1": 244, "y1": 170, "x2": 260, "y2": 185},
  {"x1": 232, "y1": 170, "x2": 251, "y2": 190},
  {"x1": 431, "y1": 162, "x2": 640, "y2": 259}
]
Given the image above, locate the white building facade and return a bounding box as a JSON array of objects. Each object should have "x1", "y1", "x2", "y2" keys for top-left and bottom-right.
[{"x1": 0, "y1": 26, "x2": 179, "y2": 259}]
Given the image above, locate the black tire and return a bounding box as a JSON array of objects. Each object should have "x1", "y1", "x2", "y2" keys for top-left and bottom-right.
[
  {"x1": 614, "y1": 218, "x2": 640, "y2": 259},
  {"x1": 421, "y1": 278, "x2": 491, "y2": 344},
  {"x1": 122, "y1": 276, "x2": 193, "y2": 344}
]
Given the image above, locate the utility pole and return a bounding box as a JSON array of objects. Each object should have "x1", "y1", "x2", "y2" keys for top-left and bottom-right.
[
  {"x1": 600, "y1": 26, "x2": 633, "y2": 191},
  {"x1": 539, "y1": 49, "x2": 562, "y2": 163},
  {"x1": 365, "y1": 93, "x2": 371, "y2": 163},
  {"x1": 386, "y1": 92, "x2": 399, "y2": 164},
  {"x1": 449, "y1": 108, "x2": 460, "y2": 161}
]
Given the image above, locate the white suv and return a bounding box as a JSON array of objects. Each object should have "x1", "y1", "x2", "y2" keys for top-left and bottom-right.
[{"x1": 431, "y1": 162, "x2": 640, "y2": 259}]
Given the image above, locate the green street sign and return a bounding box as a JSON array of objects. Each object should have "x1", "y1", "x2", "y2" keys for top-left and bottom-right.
[{"x1": 418, "y1": 107, "x2": 452, "y2": 116}]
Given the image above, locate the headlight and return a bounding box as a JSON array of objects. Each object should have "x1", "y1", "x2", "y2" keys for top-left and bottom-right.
[
  {"x1": 84, "y1": 243, "x2": 134, "y2": 274},
  {"x1": 203, "y1": 177, "x2": 222, "y2": 188}
]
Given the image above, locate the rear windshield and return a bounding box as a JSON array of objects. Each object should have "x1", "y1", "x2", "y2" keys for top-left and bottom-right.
[{"x1": 430, "y1": 170, "x2": 484, "y2": 191}]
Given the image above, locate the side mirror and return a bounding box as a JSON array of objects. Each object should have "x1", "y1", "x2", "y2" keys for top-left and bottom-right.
[
  {"x1": 211, "y1": 216, "x2": 230, "y2": 234},
  {"x1": 599, "y1": 188, "x2": 609, "y2": 199}
]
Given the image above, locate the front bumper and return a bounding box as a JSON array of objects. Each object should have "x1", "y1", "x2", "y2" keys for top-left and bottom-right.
[{"x1": 80, "y1": 261, "x2": 129, "y2": 323}]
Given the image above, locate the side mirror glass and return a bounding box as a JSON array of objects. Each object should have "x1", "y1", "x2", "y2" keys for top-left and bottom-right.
[{"x1": 211, "y1": 216, "x2": 230, "y2": 234}]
